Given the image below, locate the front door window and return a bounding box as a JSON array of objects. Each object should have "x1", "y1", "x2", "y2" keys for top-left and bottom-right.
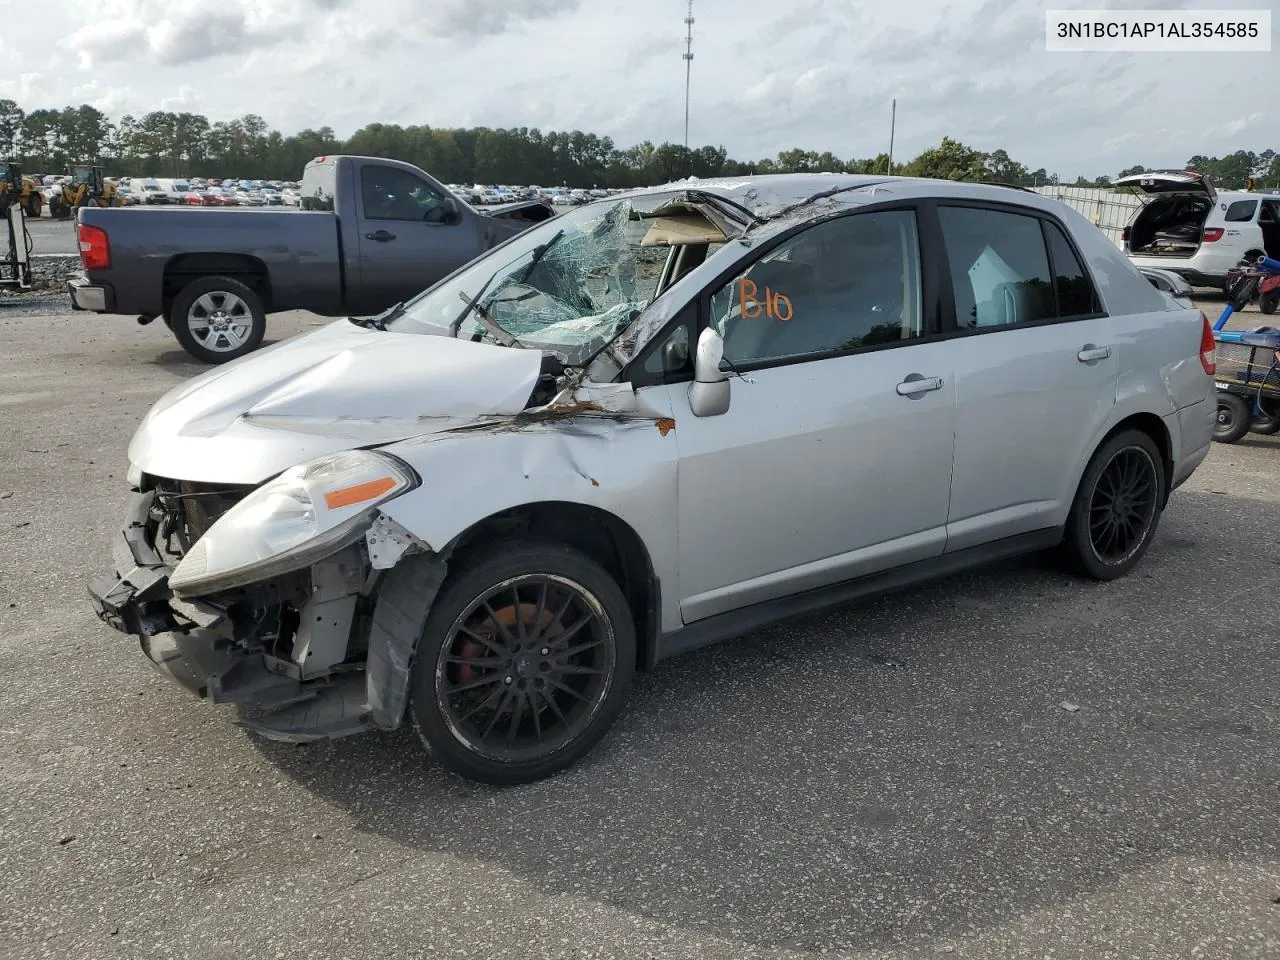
[
  {"x1": 708, "y1": 210, "x2": 924, "y2": 367},
  {"x1": 360, "y1": 166, "x2": 447, "y2": 222}
]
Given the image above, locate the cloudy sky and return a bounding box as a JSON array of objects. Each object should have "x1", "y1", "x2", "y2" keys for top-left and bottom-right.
[{"x1": 1, "y1": 0, "x2": 1275, "y2": 178}]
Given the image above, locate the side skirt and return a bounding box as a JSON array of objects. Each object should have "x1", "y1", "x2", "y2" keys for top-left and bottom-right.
[{"x1": 653, "y1": 527, "x2": 1064, "y2": 663}]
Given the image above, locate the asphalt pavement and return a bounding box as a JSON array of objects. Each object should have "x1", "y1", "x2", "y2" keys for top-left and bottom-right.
[
  {"x1": 24, "y1": 216, "x2": 79, "y2": 258},
  {"x1": 0, "y1": 306, "x2": 1278, "y2": 960}
]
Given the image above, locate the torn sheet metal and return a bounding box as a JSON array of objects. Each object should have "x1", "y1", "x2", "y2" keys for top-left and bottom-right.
[{"x1": 366, "y1": 513, "x2": 431, "y2": 570}]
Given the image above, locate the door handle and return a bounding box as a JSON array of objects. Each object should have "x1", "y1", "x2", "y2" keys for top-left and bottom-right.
[
  {"x1": 896, "y1": 375, "x2": 944, "y2": 397},
  {"x1": 1077, "y1": 344, "x2": 1111, "y2": 363},
  {"x1": 365, "y1": 230, "x2": 396, "y2": 242}
]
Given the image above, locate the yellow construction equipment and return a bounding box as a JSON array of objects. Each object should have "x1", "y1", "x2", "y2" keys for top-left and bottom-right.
[
  {"x1": 0, "y1": 161, "x2": 34, "y2": 290},
  {"x1": 49, "y1": 164, "x2": 121, "y2": 218},
  {"x1": 0, "y1": 160, "x2": 43, "y2": 218}
]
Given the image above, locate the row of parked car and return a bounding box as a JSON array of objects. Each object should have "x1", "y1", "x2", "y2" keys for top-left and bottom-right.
[
  {"x1": 82, "y1": 177, "x2": 616, "y2": 211},
  {"x1": 107, "y1": 176, "x2": 304, "y2": 208},
  {"x1": 448, "y1": 184, "x2": 620, "y2": 207}
]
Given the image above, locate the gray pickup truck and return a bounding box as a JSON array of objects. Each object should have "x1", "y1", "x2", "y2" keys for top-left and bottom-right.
[{"x1": 68, "y1": 155, "x2": 555, "y2": 363}]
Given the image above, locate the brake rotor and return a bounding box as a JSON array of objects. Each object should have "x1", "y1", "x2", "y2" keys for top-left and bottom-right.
[{"x1": 456, "y1": 602, "x2": 564, "y2": 684}]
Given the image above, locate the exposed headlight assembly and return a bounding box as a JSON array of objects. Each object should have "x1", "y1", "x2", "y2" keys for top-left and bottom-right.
[{"x1": 168, "y1": 450, "x2": 418, "y2": 598}]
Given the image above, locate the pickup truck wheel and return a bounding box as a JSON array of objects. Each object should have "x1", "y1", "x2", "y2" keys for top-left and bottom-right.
[{"x1": 170, "y1": 277, "x2": 266, "y2": 364}]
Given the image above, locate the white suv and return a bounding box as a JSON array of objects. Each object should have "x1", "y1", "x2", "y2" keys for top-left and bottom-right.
[{"x1": 1117, "y1": 170, "x2": 1280, "y2": 291}]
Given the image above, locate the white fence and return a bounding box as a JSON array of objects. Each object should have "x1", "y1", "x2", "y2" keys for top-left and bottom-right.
[{"x1": 1032, "y1": 186, "x2": 1142, "y2": 248}]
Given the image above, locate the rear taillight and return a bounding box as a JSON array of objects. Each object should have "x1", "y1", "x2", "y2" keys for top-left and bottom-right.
[
  {"x1": 1199, "y1": 311, "x2": 1216, "y2": 376},
  {"x1": 77, "y1": 223, "x2": 110, "y2": 270},
  {"x1": 1202, "y1": 227, "x2": 1224, "y2": 242}
]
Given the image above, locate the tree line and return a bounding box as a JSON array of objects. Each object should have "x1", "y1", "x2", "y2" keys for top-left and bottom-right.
[{"x1": 0, "y1": 99, "x2": 1276, "y2": 191}]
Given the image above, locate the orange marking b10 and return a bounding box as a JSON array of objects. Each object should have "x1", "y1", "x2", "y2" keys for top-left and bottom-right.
[{"x1": 737, "y1": 277, "x2": 793, "y2": 321}]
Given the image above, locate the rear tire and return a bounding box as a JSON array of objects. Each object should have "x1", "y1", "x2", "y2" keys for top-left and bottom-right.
[
  {"x1": 169, "y1": 276, "x2": 266, "y2": 364},
  {"x1": 1060, "y1": 429, "x2": 1165, "y2": 581},
  {"x1": 409, "y1": 540, "x2": 635, "y2": 785},
  {"x1": 1249, "y1": 397, "x2": 1280, "y2": 435},
  {"x1": 1214, "y1": 393, "x2": 1251, "y2": 443},
  {"x1": 1260, "y1": 290, "x2": 1278, "y2": 315}
]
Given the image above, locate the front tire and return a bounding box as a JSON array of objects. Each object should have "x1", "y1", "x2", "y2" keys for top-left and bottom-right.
[
  {"x1": 169, "y1": 276, "x2": 266, "y2": 364},
  {"x1": 1061, "y1": 429, "x2": 1165, "y2": 581},
  {"x1": 1213, "y1": 392, "x2": 1251, "y2": 443},
  {"x1": 409, "y1": 540, "x2": 636, "y2": 785},
  {"x1": 1260, "y1": 290, "x2": 1279, "y2": 316}
]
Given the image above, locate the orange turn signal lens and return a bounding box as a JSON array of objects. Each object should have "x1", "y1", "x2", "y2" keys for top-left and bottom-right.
[{"x1": 323, "y1": 476, "x2": 398, "y2": 510}]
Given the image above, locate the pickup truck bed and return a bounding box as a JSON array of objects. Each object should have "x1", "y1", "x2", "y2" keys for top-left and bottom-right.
[{"x1": 69, "y1": 155, "x2": 554, "y2": 363}]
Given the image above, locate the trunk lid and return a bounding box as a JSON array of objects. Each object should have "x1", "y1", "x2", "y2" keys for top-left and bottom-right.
[{"x1": 1114, "y1": 170, "x2": 1217, "y2": 205}]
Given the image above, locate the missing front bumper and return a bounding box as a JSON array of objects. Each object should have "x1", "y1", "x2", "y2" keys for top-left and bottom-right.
[
  {"x1": 89, "y1": 491, "x2": 450, "y2": 742},
  {"x1": 87, "y1": 489, "x2": 178, "y2": 638}
]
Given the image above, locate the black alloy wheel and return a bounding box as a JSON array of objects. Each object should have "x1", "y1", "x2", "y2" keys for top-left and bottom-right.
[
  {"x1": 437, "y1": 573, "x2": 614, "y2": 760},
  {"x1": 1061, "y1": 429, "x2": 1165, "y2": 581},
  {"x1": 409, "y1": 541, "x2": 634, "y2": 785},
  {"x1": 1087, "y1": 447, "x2": 1159, "y2": 567}
]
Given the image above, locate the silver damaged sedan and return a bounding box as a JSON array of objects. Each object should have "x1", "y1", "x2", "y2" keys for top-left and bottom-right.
[{"x1": 89, "y1": 174, "x2": 1217, "y2": 784}]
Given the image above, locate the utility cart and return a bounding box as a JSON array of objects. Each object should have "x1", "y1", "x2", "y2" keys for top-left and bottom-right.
[{"x1": 1212, "y1": 255, "x2": 1280, "y2": 443}]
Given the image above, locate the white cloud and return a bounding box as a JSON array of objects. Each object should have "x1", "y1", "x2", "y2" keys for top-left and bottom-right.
[
  {"x1": 0, "y1": 74, "x2": 47, "y2": 103},
  {"x1": 69, "y1": 81, "x2": 137, "y2": 114},
  {"x1": 16, "y1": 0, "x2": 1279, "y2": 179},
  {"x1": 159, "y1": 84, "x2": 203, "y2": 114}
]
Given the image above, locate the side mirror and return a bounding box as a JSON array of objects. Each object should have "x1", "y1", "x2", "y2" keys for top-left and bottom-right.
[
  {"x1": 433, "y1": 197, "x2": 462, "y2": 225},
  {"x1": 688, "y1": 326, "x2": 730, "y2": 418},
  {"x1": 662, "y1": 334, "x2": 690, "y2": 374}
]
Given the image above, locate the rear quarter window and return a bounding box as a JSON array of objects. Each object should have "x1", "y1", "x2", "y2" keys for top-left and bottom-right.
[
  {"x1": 1044, "y1": 221, "x2": 1102, "y2": 317},
  {"x1": 301, "y1": 161, "x2": 337, "y2": 211},
  {"x1": 1224, "y1": 199, "x2": 1258, "y2": 223}
]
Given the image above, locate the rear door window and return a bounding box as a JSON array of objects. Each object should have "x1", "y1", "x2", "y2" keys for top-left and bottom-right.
[
  {"x1": 938, "y1": 206, "x2": 1100, "y2": 328},
  {"x1": 938, "y1": 207, "x2": 1055, "y2": 328},
  {"x1": 1224, "y1": 199, "x2": 1258, "y2": 222}
]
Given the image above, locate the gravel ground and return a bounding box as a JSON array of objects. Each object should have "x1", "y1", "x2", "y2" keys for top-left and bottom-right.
[{"x1": 0, "y1": 306, "x2": 1278, "y2": 960}]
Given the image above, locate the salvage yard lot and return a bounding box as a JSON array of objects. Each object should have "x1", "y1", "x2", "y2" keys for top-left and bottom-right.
[{"x1": 1, "y1": 305, "x2": 1278, "y2": 959}]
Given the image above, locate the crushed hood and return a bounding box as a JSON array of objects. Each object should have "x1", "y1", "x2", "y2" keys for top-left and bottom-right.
[{"x1": 130, "y1": 320, "x2": 544, "y2": 485}]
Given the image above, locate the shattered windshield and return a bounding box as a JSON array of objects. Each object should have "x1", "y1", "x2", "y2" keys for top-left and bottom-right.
[{"x1": 385, "y1": 196, "x2": 685, "y2": 366}]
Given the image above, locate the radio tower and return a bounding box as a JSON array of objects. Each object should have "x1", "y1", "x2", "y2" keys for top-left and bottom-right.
[{"x1": 682, "y1": 0, "x2": 694, "y2": 157}]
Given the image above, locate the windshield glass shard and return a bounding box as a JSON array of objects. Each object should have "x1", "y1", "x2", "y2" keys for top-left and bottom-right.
[{"x1": 388, "y1": 197, "x2": 675, "y2": 366}]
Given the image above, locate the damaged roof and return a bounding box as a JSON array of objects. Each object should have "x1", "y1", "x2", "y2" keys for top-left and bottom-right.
[
  {"x1": 618, "y1": 172, "x2": 1071, "y2": 226},
  {"x1": 623, "y1": 173, "x2": 901, "y2": 221}
]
